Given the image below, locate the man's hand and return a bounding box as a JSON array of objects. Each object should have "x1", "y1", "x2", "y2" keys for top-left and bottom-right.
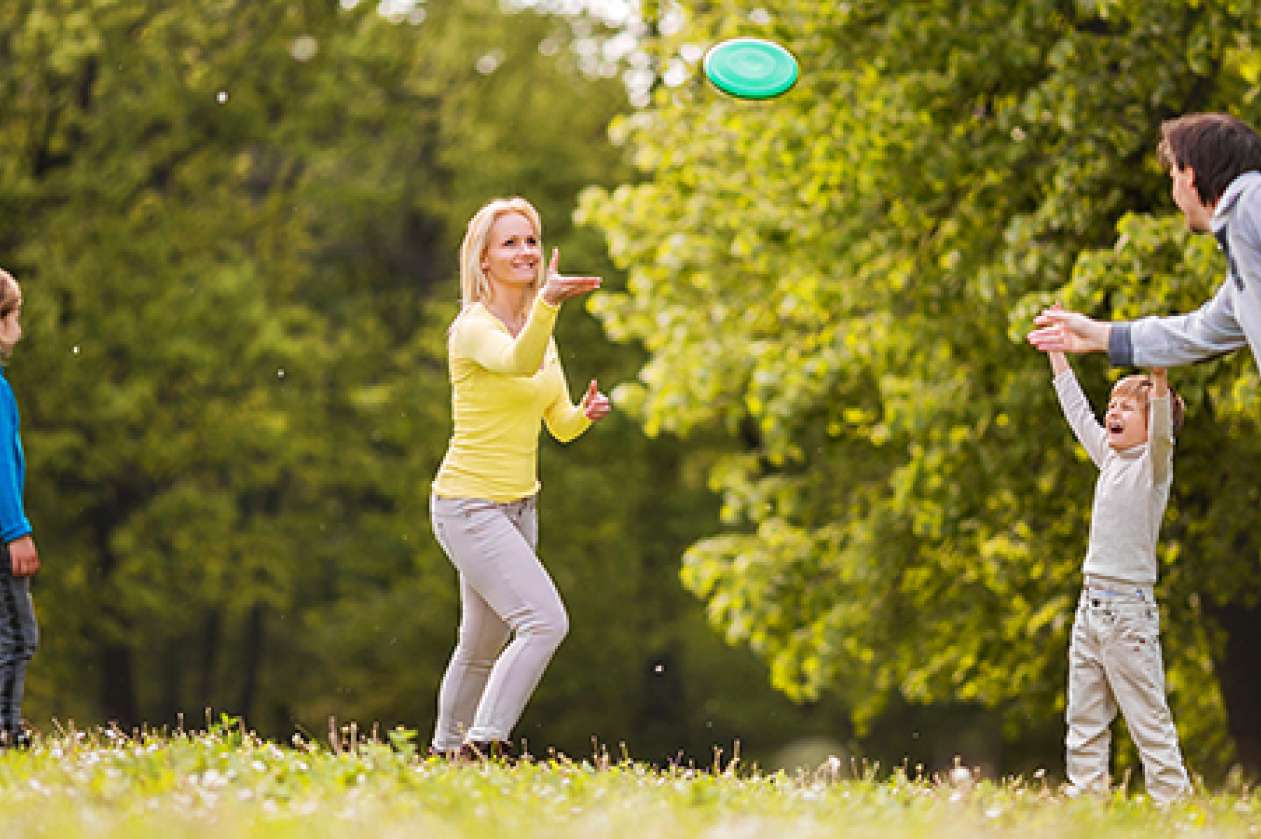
[
  {"x1": 1027, "y1": 306, "x2": 1111, "y2": 354},
  {"x1": 7, "y1": 535, "x2": 38, "y2": 577}
]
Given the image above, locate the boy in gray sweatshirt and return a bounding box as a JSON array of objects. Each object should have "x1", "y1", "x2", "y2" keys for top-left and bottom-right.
[{"x1": 1045, "y1": 340, "x2": 1191, "y2": 803}]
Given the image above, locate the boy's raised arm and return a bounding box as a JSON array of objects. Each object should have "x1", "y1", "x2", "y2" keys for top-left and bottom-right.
[
  {"x1": 1048, "y1": 349, "x2": 1069, "y2": 378},
  {"x1": 1046, "y1": 350, "x2": 1110, "y2": 469},
  {"x1": 1148, "y1": 368, "x2": 1175, "y2": 484}
]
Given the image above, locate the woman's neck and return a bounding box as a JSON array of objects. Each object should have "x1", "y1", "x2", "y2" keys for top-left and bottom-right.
[{"x1": 484, "y1": 285, "x2": 531, "y2": 334}]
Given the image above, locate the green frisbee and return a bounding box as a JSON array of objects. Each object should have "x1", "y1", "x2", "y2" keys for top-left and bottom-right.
[{"x1": 703, "y1": 37, "x2": 798, "y2": 100}]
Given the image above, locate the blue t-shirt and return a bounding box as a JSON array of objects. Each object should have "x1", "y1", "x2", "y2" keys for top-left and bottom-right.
[{"x1": 0, "y1": 370, "x2": 30, "y2": 543}]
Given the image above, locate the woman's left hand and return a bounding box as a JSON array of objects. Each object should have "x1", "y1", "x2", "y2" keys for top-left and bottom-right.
[{"x1": 581, "y1": 379, "x2": 611, "y2": 421}]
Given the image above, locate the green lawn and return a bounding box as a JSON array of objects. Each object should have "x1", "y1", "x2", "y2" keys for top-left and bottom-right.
[{"x1": 0, "y1": 723, "x2": 1255, "y2": 838}]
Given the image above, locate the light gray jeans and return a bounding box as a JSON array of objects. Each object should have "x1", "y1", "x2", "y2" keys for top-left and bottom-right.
[
  {"x1": 429, "y1": 494, "x2": 568, "y2": 750},
  {"x1": 1066, "y1": 582, "x2": 1190, "y2": 803}
]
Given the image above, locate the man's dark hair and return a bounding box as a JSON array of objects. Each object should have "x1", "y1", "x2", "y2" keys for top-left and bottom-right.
[{"x1": 1158, "y1": 113, "x2": 1261, "y2": 206}]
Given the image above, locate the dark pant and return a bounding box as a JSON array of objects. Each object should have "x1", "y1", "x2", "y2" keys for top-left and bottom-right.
[{"x1": 0, "y1": 544, "x2": 37, "y2": 737}]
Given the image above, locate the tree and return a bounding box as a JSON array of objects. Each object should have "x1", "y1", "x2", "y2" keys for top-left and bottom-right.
[{"x1": 580, "y1": 0, "x2": 1261, "y2": 777}]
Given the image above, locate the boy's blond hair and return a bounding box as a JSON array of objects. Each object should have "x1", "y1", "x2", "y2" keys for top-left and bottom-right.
[{"x1": 1111, "y1": 374, "x2": 1186, "y2": 434}]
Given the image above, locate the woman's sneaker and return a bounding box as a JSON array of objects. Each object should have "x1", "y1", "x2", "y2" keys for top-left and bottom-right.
[{"x1": 461, "y1": 740, "x2": 515, "y2": 763}]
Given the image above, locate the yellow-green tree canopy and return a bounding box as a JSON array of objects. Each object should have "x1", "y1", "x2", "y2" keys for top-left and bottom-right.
[{"x1": 580, "y1": 0, "x2": 1261, "y2": 775}]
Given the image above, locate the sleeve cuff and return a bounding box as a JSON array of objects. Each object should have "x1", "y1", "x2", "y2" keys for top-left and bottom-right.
[
  {"x1": 1108, "y1": 323, "x2": 1134, "y2": 367},
  {"x1": 1, "y1": 521, "x2": 31, "y2": 543}
]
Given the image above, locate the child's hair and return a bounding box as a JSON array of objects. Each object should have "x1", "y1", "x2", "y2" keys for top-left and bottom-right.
[
  {"x1": 1111, "y1": 374, "x2": 1186, "y2": 434},
  {"x1": 0, "y1": 269, "x2": 18, "y2": 319}
]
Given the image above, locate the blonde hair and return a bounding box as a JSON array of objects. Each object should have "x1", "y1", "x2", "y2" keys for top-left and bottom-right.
[
  {"x1": 458, "y1": 197, "x2": 545, "y2": 312},
  {"x1": 1111, "y1": 374, "x2": 1186, "y2": 434}
]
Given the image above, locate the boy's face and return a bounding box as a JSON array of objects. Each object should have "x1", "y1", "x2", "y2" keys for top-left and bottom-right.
[
  {"x1": 1105, "y1": 392, "x2": 1147, "y2": 451},
  {"x1": 0, "y1": 292, "x2": 23, "y2": 356}
]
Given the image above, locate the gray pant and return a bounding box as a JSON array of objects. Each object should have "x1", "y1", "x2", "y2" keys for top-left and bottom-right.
[
  {"x1": 1066, "y1": 584, "x2": 1190, "y2": 803},
  {"x1": 0, "y1": 544, "x2": 36, "y2": 737},
  {"x1": 429, "y1": 495, "x2": 568, "y2": 750}
]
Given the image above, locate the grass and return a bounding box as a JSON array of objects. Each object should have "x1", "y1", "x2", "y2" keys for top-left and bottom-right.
[{"x1": 0, "y1": 719, "x2": 1255, "y2": 838}]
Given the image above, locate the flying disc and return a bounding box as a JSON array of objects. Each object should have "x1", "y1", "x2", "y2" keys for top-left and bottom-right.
[{"x1": 703, "y1": 38, "x2": 798, "y2": 100}]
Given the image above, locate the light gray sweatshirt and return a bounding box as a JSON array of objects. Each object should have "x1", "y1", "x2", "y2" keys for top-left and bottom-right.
[
  {"x1": 1053, "y1": 369, "x2": 1174, "y2": 586},
  {"x1": 1110, "y1": 171, "x2": 1261, "y2": 369}
]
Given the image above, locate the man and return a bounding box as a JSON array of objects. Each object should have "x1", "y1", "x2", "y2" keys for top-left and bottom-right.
[{"x1": 1028, "y1": 113, "x2": 1261, "y2": 368}]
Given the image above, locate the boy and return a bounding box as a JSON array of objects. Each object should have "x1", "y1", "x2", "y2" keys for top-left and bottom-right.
[
  {"x1": 1044, "y1": 336, "x2": 1191, "y2": 803},
  {"x1": 0, "y1": 268, "x2": 38, "y2": 749}
]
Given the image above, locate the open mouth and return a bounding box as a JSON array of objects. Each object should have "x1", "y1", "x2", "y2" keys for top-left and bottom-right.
[{"x1": 1108, "y1": 422, "x2": 1124, "y2": 435}]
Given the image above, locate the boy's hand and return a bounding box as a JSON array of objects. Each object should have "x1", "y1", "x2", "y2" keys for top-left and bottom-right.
[
  {"x1": 1150, "y1": 367, "x2": 1168, "y2": 397},
  {"x1": 1035, "y1": 305, "x2": 1071, "y2": 376},
  {"x1": 7, "y1": 535, "x2": 38, "y2": 577}
]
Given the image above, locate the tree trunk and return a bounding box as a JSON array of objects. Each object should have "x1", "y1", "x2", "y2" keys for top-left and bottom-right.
[
  {"x1": 237, "y1": 604, "x2": 266, "y2": 722},
  {"x1": 160, "y1": 636, "x2": 183, "y2": 727},
  {"x1": 199, "y1": 608, "x2": 221, "y2": 706},
  {"x1": 96, "y1": 539, "x2": 139, "y2": 727},
  {"x1": 100, "y1": 641, "x2": 138, "y2": 729},
  {"x1": 1206, "y1": 599, "x2": 1261, "y2": 777}
]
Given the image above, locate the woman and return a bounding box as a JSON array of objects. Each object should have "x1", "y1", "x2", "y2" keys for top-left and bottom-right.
[{"x1": 429, "y1": 197, "x2": 610, "y2": 758}]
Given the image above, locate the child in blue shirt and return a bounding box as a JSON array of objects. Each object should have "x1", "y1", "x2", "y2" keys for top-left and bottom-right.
[{"x1": 0, "y1": 268, "x2": 38, "y2": 748}]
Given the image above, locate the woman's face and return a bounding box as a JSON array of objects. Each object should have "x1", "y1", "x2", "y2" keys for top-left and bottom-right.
[{"x1": 481, "y1": 212, "x2": 541, "y2": 292}]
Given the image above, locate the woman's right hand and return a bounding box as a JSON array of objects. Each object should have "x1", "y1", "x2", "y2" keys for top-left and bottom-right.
[{"x1": 541, "y1": 248, "x2": 601, "y2": 305}]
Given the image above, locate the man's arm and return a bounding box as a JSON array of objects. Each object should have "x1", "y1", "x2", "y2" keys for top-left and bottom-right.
[
  {"x1": 1028, "y1": 281, "x2": 1244, "y2": 368},
  {"x1": 1116, "y1": 281, "x2": 1246, "y2": 367}
]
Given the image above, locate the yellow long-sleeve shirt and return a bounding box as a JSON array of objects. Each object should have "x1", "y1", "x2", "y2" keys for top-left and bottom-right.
[{"x1": 432, "y1": 295, "x2": 591, "y2": 502}]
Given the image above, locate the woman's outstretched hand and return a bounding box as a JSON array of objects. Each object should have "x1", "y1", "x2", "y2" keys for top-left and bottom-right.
[
  {"x1": 581, "y1": 379, "x2": 611, "y2": 421},
  {"x1": 541, "y1": 248, "x2": 601, "y2": 306}
]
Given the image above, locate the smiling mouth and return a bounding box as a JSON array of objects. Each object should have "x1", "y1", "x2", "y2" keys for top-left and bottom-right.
[{"x1": 1108, "y1": 422, "x2": 1124, "y2": 434}]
